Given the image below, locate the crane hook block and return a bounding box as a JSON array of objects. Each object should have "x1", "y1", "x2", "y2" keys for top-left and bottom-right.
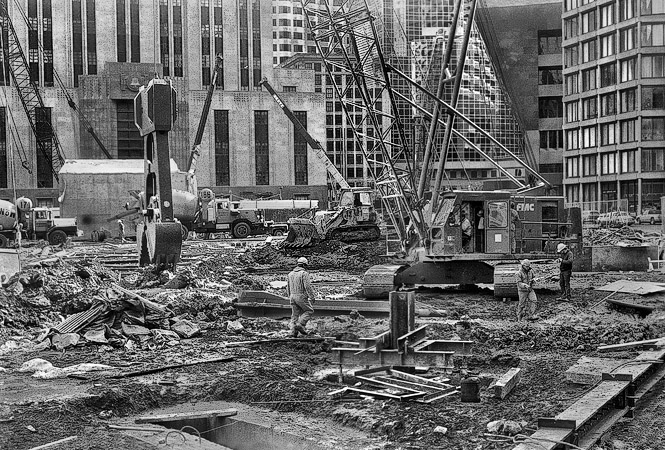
[{"x1": 133, "y1": 78, "x2": 178, "y2": 136}]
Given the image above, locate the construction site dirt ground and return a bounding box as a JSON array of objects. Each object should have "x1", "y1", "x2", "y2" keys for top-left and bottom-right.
[{"x1": 1, "y1": 239, "x2": 665, "y2": 449}]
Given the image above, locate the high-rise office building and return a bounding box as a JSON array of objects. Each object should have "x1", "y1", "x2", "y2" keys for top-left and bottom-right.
[
  {"x1": 0, "y1": 0, "x2": 326, "y2": 204},
  {"x1": 561, "y1": 0, "x2": 665, "y2": 214}
]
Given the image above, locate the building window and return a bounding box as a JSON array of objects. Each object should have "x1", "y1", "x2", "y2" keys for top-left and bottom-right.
[
  {"x1": 538, "y1": 30, "x2": 562, "y2": 55},
  {"x1": 620, "y1": 118, "x2": 636, "y2": 142},
  {"x1": 600, "y1": 4, "x2": 615, "y2": 27},
  {"x1": 582, "y1": 125, "x2": 597, "y2": 148},
  {"x1": 239, "y1": 0, "x2": 248, "y2": 89},
  {"x1": 583, "y1": 183, "x2": 597, "y2": 202},
  {"x1": 620, "y1": 88, "x2": 636, "y2": 112},
  {"x1": 0, "y1": 107, "x2": 6, "y2": 188},
  {"x1": 619, "y1": 26, "x2": 636, "y2": 52},
  {"x1": 642, "y1": 180, "x2": 665, "y2": 207},
  {"x1": 599, "y1": 63, "x2": 616, "y2": 87},
  {"x1": 566, "y1": 157, "x2": 580, "y2": 178},
  {"x1": 539, "y1": 67, "x2": 562, "y2": 85},
  {"x1": 539, "y1": 130, "x2": 564, "y2": 150},
  {"x1": 173, "y1": 1, "x2": 183, "y2": 77},
  {"x1": 642, "y1": 117, "x2": 665, "y2": 140},
  {"x1": 565, "y1": 45, "x2": 579, "y2": 68},
  {"x1": 582, "y1": 10, "x2": 597, "y2": 34},
  {"x1": 254, "y1": 111, "x2": 269, "y2": 185},
  {"x1": 28, "y1": 0, "x2": 39, "y2": 83},
  {"x1": 130, "y1": 0, "x2": 140, "y2": 62},
  {"x1": 566, "y1": 73, "x2": 579, "y2": 95},
  {"x1": 293, "y1": 111, "x2": 308, "y2": 185},
  {"x1": 642, "y1": 55, "x2": 665, "y2": 78},
  {"x1": 582, "y1": 39, "x2": 597, "y2": 63},
  {"x1": 567, "y1": 129, "x2": 580, "y2": 150},
  {"x1": 116, "y1": 100, "x2": 142, "y2": 159},
  {"x1": 72, "y1": 0, "x2": 83, "y2": 87},
  {"x1": 35, "y1": 107, "x2": 53, "y2": 188},
  {"x1": 214, "y1": 110, "x2": 230, "y2": 186},
  {"x1": 116, "y1": 0, "x2": 127, "y2": 62},
  {"x1": 583, "y1": 154, "x2": 597, "y2": 176},
  {"x1": 641, "y1": 0, "x2": 665, "y2": 14},
  {"x1": 600, "y1": 122, "x2": 617, "y2": 145},
  {"x1": 567, "y1": 185, "x2": 580, "y2": 203},
  {"x1": 642, "y1": 86, "x2": 665, "y2": 109},
  {"x1": 565, "y1": 0, "x2": 578, "y2": 11},
  {"x1": 619, "y1": 57, "x2": 636, "y2": 82},
  {"x1": 641, "y1": 24, "x2": 665, "y2": 46},
  {"x1": 620, "y1": 0, "x2": 636, "y2": 20},
  {"x1": 539, "y1": 163, "x2": 563, "y2": 174},
  {"x1": 251, "y1": 0, "x2": 262, "y2": 89},
  {"x1": 600, "y1": 33, "x2": 615, "y2": 57},
  {"x1": 582, "y1": 97, "x2": 597, "y2": 120},
  {"x1": 642, "y1": 148, "x2": 665, "y2": 171},
  {"x1": 600, "y1": 92, "x2": 617, "y2": 116},
  {"x1": 620, "y1": 150, "x2": 636, "y2": 173},
  {"x1": 565, "y1": 16, "x2": 579, "y2": 39},
  {"x1": 601, "y1": 152, "x2": 617, "y2": 174},
  {"x1": 600, "y1": 181, "x2": 617, "y2": 201},
  {"x1": 159, "y1": 0, "x2": 170, "y2": 76},
  {"x1": 86, "y1": 0, "x2": 97, "y2": 75},
  {"x1": 201, "y1": 3, "x2": 210, "y2": 85},
  {"x1": 539, "y1": 97, "x2": 563, "y2": 118},
  {"x1": 582, "y1": 68, "x2": 596, "y2": 91}
]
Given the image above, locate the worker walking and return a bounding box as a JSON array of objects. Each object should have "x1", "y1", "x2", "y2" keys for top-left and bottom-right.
[
  {"x1": 286, "y1": 257, "x2": 317, "y2": 337},
  {"x1": 118, "y1": 219, "x2": 126, "y2": 243},
  {"x1": 516, "y1": 259, "x2": 537, "y2": 321},
  {"x1": 557, "y1": 243, "x2": 573, "y2": 301},
  {"x1": 461, "y1": 212, "x2": 473, "y2": 253}
]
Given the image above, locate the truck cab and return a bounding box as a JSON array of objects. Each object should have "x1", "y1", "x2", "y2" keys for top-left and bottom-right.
[{"x1": 28, "y1": 207, "x2": 79, "y2": 245}]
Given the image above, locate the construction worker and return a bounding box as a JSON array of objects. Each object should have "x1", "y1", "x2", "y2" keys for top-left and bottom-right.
[
  {"x1": 557, "y1": 243, "x2": 573, "y2": 301},
  {"x1": 461, "y1": 212, "x2": 472, "y2": 252},
  {"x1": 286, "y1": 257, "x2": 317, "y2": 337},
  {"x1": 476, "y1": 209, "x2": 485, "y2": 252},
  {"x1": 516, "y1": 259, "x2": 537, "y2": 321},
  {"x1": 118, "y1": 219, "x2": 126, "y2": 243}
]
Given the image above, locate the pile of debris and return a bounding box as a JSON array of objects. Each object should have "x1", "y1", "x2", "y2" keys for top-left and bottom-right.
[{"x1": 584, "y1": 226, "x2": 661, "y2": 247}]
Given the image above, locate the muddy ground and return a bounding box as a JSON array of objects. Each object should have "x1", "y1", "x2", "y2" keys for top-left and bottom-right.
[{"x1": 1, "y1": 239, "x2": 665, "y2": 449}]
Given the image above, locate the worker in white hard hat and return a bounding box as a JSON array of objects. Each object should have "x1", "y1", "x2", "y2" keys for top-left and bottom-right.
[
  {"x1": 286, "y1": 256, "x2": 317, "y2": 337},
  {"x1": 516, "y1": 259, "x2": 537, "y2": 321},
  {"x1": 556, "y1": 243, "x2": 573, "y2": 301},
  {"x1": 118, "y1": 219, "x2": 126, "y2": 243}
]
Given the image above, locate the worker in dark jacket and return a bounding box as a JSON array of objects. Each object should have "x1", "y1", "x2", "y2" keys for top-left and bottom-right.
[
  {"x1": 286, "y1": 257, "x2": 317, "y2": 337},
  {"x1": 516, "y1": 259, "x2": 537, "y2": 321},
  {"x1": 557, "y1": 243, "x2": 573, "y2": 301}
]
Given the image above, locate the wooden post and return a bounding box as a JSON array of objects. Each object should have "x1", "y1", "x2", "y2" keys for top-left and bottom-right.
[{"x1": 389, "y1": 291, "x2": 415, "y2": 349}]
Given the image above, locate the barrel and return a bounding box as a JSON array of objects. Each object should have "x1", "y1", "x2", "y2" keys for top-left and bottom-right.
[{"x1": 460, "y1": 376, "x2": 481, "y2": 403}]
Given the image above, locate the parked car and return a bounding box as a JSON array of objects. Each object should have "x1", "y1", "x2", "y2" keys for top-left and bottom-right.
[
  {"x1": 597, "y1": 211, "x2": 635, "y2": 227},
  {"x1": 636, "y1": 209, "x2": 662, "y2": 225},
  {"x1": 582, "y1": 210, "x2": 600, "y2": 224}
]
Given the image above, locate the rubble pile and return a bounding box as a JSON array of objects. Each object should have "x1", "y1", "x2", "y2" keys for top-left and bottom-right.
[{"x1": 584, "y1": 226, "x2": 661, "y2": 247}]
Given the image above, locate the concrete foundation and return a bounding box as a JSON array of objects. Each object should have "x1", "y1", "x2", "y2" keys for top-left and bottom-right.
[{"x1": 590, "y1": 245, "x2": 658, "y2": 272}]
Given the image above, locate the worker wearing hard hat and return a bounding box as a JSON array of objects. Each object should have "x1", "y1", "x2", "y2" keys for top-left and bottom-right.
[
  {"x1": 516, "y1": 259, "x2": 537, "y2": 321},
  {"x1": 556, "y1": 243, "x2": 573, "y2": 301},
  {"x1": 286, "y1": 257, "x2": 317, "y2": 337}
]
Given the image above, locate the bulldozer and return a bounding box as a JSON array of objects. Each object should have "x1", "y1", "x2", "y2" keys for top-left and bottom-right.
[{"x1": 285, "y1": 188, "x2": 381, "y2": 247}]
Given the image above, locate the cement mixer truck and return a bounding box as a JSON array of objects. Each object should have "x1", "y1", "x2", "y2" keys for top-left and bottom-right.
[{"x1": 0, "y1": 197, "x2": 80, "y2": 247}]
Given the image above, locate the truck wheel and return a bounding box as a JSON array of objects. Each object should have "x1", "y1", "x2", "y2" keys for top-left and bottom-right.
[
  {"x1": 272, "y1": 229, "x2": 285, "y2": 236},
  {"x1": 0, "y1": 235, "x2": 8, "y2": 248},
  {"x1": 181, "y1": 224, "x2": 189, "y2": 241},
  {"x1": 48, "y1": 230, "x2": 68, "y2": 246},
  {"x1": 232, "y1": 221, "x2": 251, "y2": 239}
]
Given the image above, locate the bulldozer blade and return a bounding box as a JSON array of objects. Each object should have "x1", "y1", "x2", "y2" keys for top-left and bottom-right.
[
  {"x1": 138, "y1": 221, "x2": 182, "y2": 267},
  {"x1": 284, "y1": 219, "x2": 319, "y2": 248}
]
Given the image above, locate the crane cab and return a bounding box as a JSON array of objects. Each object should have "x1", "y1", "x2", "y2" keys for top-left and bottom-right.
[{"x1": 427, "y1": 190, "x2": 572, "y2": 258}]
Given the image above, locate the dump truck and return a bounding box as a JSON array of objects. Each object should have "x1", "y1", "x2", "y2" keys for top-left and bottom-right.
[{"x1": 0, "y1": 197, "x2": 80, "y2": 247}]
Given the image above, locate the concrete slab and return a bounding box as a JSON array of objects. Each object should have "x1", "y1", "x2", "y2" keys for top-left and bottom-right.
[{"x1": 564, "y1": 357, "x2": 632, "y2": 385}]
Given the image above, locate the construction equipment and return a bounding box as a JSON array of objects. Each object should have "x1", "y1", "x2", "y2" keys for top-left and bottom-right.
[
  {"x1": 259, "y1": 78, "x2": 380, "y2": 246},
  {"x1": 0, "y1": 197, "x2": 79, "y2": 247},
  {"x1": 133, "y1": 78, "x2": 182, "y2": 267},
  {"x1": 300, "y1": 0, "x2": 581, "y2": 298},
  {"x1": 185, "y1": 54, "x2": 224, "y2": 194}
]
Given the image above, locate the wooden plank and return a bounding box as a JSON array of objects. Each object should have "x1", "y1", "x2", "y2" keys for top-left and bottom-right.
[
  {"x1": 27, "y1": 436, "x2": 78, "y2": 450},
  {"x1": 594, "y1": 280, "x2": 665, "y2": 295},
  {"x1": 388, "y1": 369, "x2": 455, "y2": 390},
  {"x1": 513, "y1": 427, "x2": 572, "y2": 450},
  {"x1": 356, "y1": 376, "x2": 425, "y2": 395},
  {"x1": 494, "y1": 367, "x2": 521, "y2": 399},
  {"x1": 598, "y1": 338, "x2": 664, "y2": 352},
  {"x1": 556, "y1": 381, "x2": 628, "y2": 427},
  {"x1": 343, "y1": 387, "x2": 403, "y2": 400},
  {"x1": 136, "y1": 409, "x2": 237, "y2": 424},
  {"x1": 419, "y1": 389, "x2": 459, "y2": 404},
  {"x1": 577, "y1": 406, "x2": 630, "y2": 449},
  {"x1": 374, "y1": 376, "x2": 443, "y2": 393},
  {"x1": 414, "y1": 340, "x2": 474, "y2": 356}
]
